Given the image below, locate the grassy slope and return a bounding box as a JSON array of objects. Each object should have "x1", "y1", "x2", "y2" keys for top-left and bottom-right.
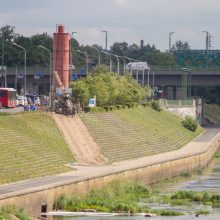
[
  {"x1": 0, "y1": 112, "x2": 74, "y2": 184},
  {"x1": 81, "y1": 106, "x2": 203, "y2": 163},
  {"x1": 204, "y1": 103, "x2": 220, "y2": 124}
]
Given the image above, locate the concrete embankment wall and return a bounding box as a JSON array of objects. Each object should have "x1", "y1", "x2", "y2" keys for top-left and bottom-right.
[{"x1": 1, "y1": 132, "x2": 220, "y2": 217}]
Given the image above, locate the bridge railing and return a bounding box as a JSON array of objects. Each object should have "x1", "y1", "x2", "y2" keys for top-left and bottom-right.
[
  {"x1": 160, "y1": 99, "x2": 195, "y2": 107},
  {"x1": 150, "y1": 66, "x2": 220, "y2": 71}
]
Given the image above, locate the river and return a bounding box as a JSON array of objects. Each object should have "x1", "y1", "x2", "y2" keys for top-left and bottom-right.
[{"x1": 52, "y1": 152, "x2": 220, "y2": 220}]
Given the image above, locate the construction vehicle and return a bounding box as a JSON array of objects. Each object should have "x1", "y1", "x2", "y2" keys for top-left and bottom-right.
[{"x1": 53, "y1": 71, "x2": 75, "y2": 116}]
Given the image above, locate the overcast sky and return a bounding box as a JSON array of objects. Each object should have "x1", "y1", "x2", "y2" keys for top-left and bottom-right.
[{"x1": 0, "y1": 0, "x2": 219, "y2": 51}]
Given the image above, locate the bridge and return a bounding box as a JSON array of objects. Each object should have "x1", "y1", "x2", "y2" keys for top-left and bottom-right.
[{"x1": 1, "y1": 66, "x2": 220, "y2": 98}]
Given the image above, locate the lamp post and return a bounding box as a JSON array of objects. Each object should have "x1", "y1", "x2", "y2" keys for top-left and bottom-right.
[
  {"x1": 76, "y1": 50, "x2": 89, "y2": 73},
  {"x1": 118, "y1": 55, "x2": 126, "y2": 74},
  {"x1": 101, "y1": 51, "x2": 112, "y2": 73},
  {"x1": 0, "y1": 30, "x2": 6, "y2": 87},
  {"x1": 13, "y1": 43, "x2": 26, "y2": 95},
  {"x1": 88, "y1": 45, "x2": 101, "y2": 66},
  {"x1": 169, "y1": 32, "x2": 175, "y2": 52},
  {"x1": 123, "y1": 56, "x2": 132, "y2": 74},
  {"x1": 109, "y1": 53, "x2": 119, "y2": 74},
  {"x1": 38, "y1": 45, "x2": 52, "y2": 103},
  {"x1": 202, "y1": 31, "x2": 211, "y2": 51},
  {"x1": 102, "y1": 30, "x2": 107, "y2": 51},
  {"x1": 130, "y1": 58, "x2": 139, "y2": 81}
]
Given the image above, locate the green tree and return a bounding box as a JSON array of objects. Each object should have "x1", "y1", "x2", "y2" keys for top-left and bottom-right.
[
  {"x1": 70, "y1": 66, "x2": 147, "y2": 106},
  {"x1": 172, "y1": 40, "x2": 190, "y2": 51}
]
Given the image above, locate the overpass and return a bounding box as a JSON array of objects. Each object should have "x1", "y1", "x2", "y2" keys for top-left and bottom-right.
[
  {"x1": 1, "y1": 66, "x2": 220, "y2": 97},
  {"x1": 135, "y1": 66, "x2": 220, "y2": 99}
]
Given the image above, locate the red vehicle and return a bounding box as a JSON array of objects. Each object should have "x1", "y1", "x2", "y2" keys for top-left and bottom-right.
[{"x1": 0, "y1": 88, "x2": 17, "y2": 108}]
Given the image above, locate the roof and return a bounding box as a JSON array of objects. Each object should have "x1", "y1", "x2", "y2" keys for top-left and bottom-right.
[{"x1": 0, "y1": 88, "x2": 16, "y2": 91}]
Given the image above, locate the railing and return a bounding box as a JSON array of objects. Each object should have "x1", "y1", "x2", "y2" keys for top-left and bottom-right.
[
  {"x1": 150, "y1": 66, "x2": 220, "y2": 71},
  {"x1": 160, "y1": 99, "x2": 195, "y2": 107}
]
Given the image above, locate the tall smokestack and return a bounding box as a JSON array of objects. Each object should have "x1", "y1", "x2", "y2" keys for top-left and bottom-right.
[
  {"x1": 53, "y1": 25, "x2": 70, "y2": 88},
  {"x1": 140, "y1": 40, "x2": 144, "y2": 49}
]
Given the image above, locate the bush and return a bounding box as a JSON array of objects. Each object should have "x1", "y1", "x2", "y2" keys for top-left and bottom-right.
[
  {"x1": 195, "y1": 210, "x2": 209, "y2": 215},
  {"x1": 84, "y1": 106, "x2": 104, "y2": 113},
  {"x1": 150, "y1": 100, "x2": 161, "y2": 111},
  {"x1": 125, "y1": 103, "x2": 139, "y2": 109},
  {"x1": 182, "y1": 116, "x2": 198, "y2": 132}
]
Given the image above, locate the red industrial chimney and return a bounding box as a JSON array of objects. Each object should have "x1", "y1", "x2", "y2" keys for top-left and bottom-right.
[{"x1": 53, "y1": 25, "x2": 70, "y2": 88}]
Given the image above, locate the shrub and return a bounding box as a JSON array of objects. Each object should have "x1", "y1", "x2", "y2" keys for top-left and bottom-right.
[
  {"x1": 182, "y1": 116, "x2": 198, "y2": 132},
  {"x1": 84, "y1": 106, "x2": 104, "y2": 113},
  {"x1": 195, "y1": 210, "x2": 209, "y2": 215},
  {"x1": 153, "y1": 209, "x2": 184, "y2": 216},
  {"x1": 150, "y1": 100, "x2": 161, "y2": 111},
  {"x1": 142, "y1": 102, "x2": 150, "y2": 107}
]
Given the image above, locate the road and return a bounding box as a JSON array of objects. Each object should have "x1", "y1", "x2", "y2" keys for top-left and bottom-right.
[
  {"x1": 0, "y1": 125, "x2": 219, "y2": 200},
  {"x1": 0, "y1": 106, "x2": 23, "y2": 114}
]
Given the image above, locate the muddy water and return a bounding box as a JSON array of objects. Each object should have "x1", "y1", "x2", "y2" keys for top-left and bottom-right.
[{"x1": 53, "y1": 155, "x2": 220, "y2": 220}]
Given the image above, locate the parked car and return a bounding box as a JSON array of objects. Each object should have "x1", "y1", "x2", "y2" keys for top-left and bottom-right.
[{"x1": 17, "y1": 96, "x2": 28, "y2": 106}]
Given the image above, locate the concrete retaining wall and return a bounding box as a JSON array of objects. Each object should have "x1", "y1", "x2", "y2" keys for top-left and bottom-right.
[
  {"x1": 0, "y1": 131, "x2": 220, "y2": 217},
  {"x1": 167, "y1": 106, "x2": 196, "y2": 119}
]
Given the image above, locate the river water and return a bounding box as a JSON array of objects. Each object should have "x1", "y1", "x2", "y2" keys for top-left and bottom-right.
[{"x1": 52, "y1": 153, "x2": 220, "y2": 220}]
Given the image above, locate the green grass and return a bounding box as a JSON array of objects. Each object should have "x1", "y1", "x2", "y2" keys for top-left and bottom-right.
[
  {"x1": 204, "y1": 103, "x2": 220, "y2": 124},
  {"x1": 54, "y1": 180, "x2": 150, "y2": 213},
  {"x1": 53, "y1": 179, "x2": 220, "y2": 216},
  {"x1": 81, "y1": 105, "x2": 203, "y2": 163},
  {"x1": 0, "y1": 206, "x2": 31, "y2": 220},
  {"x1": 0, "y1": 111, "x2": 74, "y2": 184}
]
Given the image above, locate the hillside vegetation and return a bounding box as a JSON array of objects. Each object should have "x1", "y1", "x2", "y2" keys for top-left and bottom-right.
[
  {"x1": 81, "y1": 106, "x2": 203, "y2": 163},
  {"x1": 0, "y1": 112, "x2": 74, "y2": 184}
]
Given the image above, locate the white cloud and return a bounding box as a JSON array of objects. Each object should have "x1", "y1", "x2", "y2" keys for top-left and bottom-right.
[
  {"x1": 114, "y1": 0, "x2": 128, "y2": 5},
  {"x1": 0, "y1": 0, "x2": 220, "y2": 50}
]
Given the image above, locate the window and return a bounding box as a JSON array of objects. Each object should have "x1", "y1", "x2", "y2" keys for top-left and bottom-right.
[{"x1": 0, "y1": 90, "x2": 6, "y2": 98}]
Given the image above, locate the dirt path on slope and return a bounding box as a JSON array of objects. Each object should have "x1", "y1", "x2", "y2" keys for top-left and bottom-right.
[{"x1": 53, "y1": 114, "x2": 107, "y2": 165}]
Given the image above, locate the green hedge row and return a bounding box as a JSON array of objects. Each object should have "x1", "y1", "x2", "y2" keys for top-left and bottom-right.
[
  {"x1": 142, "y1": 101, "x2": 161, "y2": 111},
  {"x1": 83, "y1": 102, "x2": 139, "y2": 113}
]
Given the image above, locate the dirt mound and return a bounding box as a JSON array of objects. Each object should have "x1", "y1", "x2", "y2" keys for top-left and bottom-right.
[{"x1": 53, "y1": 114, "x2": 107, "y2": 165}]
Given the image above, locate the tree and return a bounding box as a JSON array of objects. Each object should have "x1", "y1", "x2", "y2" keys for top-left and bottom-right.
[
  {"x1": 172, "y1": 40, "x2": 190, "y2": 51},
  {"x1": 70, "y1": 66, "x2": 147, "y2": 106},
  {"x1": 110, "y1": 42, "x2": 129, "y2": 56}
]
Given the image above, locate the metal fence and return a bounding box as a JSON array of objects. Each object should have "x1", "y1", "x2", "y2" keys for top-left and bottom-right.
[{"x1": 160, "y1": 99, "x2": 195, "y2": 107}]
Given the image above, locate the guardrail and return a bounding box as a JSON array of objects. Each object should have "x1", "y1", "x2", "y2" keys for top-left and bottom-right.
[
  {"x1": 160, "y1": 99, "x2": 195, "y2": 107},
  {"x1": 150, "y1": 66, "x2": 220, "y2": 71}
]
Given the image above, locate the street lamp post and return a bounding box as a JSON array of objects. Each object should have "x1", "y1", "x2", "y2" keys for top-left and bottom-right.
[
  {"x1": 0, "y1": 30, "x2": 6, "y2": 87},
  {"x1": 118, "y1": 55, "x2": 126, "y2": 74},
  {"x1": 38, "y1": 45, "x2": 52, "y2": 104},
  {"x1": 109, "y1": 53, "x2": 119, "y2": 74},
  {"x1": 130, "y1": 58, "x2": 139, "y2": 81},
  {"x1": 123, "y1": 56, "x2": 132, "y2": 74},
  {"x1": 169, "y1": 32, "x2": 175, "y2": 52},
  {"x1": 12, "y1": 43, "x2": 26, "y2": 95},
  {"x1": 101, "y1": 51, "x2": 112, "y2": 73},
  {"x1": 102, "y1": 30, "x2": 107, "y2": 51},
  {"x1": 76, "y1": 50, "x2": 89, "y2": 73},
  {"x1": 88, "y1": 45, "x2": 101, "y2": 66},
  {"x1": 202, "y1": 31, "x2": 211, "y2": 51}
]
